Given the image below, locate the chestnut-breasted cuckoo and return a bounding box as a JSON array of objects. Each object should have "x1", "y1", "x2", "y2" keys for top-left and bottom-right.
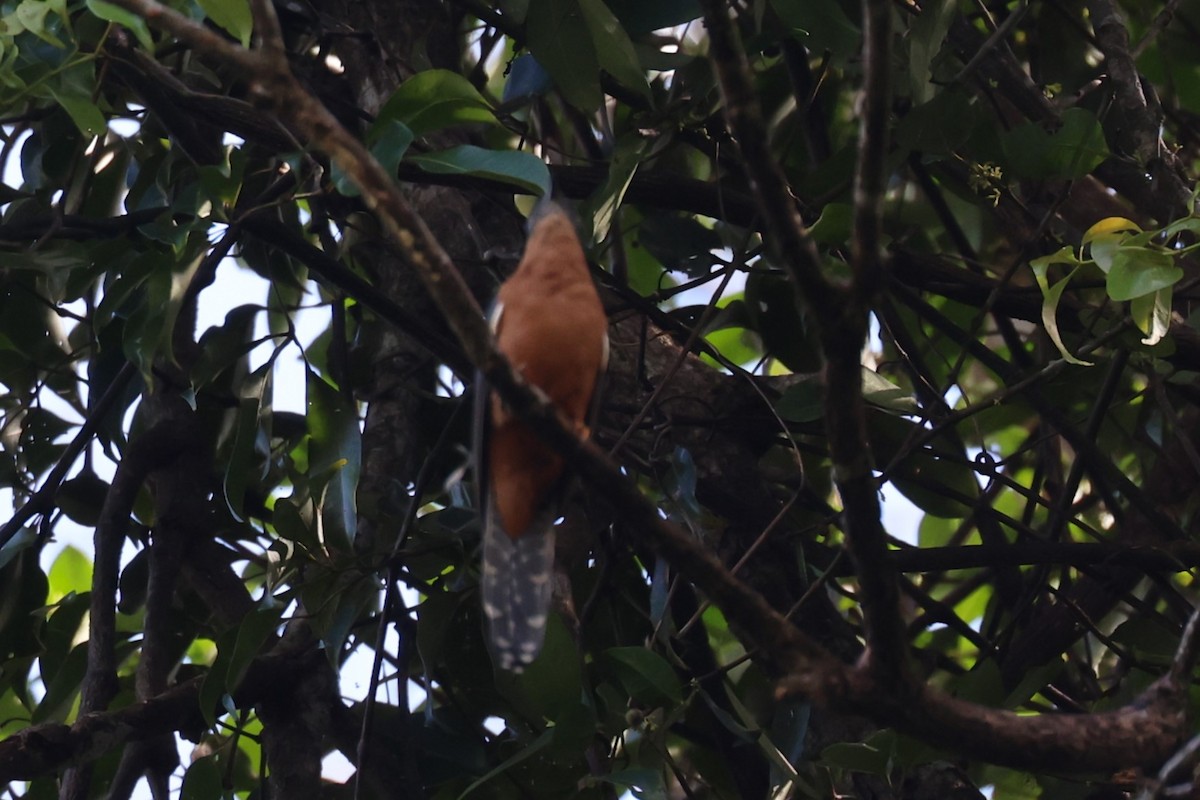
[{"x1": 476, "y1": 202, "x2": 608, "y2": 672}]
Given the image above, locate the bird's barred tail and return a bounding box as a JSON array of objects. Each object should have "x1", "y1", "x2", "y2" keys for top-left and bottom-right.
[{"x1": 481, "y1": 514, "x2": 555, "y2": 672}]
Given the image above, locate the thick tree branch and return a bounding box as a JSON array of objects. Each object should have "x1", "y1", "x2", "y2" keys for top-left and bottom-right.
[
  {"x1": 0, "y1": 679, "x2": 204, "y2": 783},
  {"x1": 59, "y1": 417, "x2": 191, "y2": 799},
  {"x1": 1087, "y1": 0, "x2": 1166, "y2": 164}
]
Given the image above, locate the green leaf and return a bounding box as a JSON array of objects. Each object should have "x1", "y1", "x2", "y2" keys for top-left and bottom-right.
[
  {"x1": 1002, "y1": 108, "x2": 1109, "y2": 180},
  {"x1": 456, "y1": 727, "x2": 555, "y2": 799},
  {"x1": 703, "y1": 325, "x2": 759, "y2": 369},
  {"x1": 368, "y1": 119, "x2": 415, "y2": 179},
  {"x1": 1131, "y1": 286, "x2": 1172, "y2": 346},
  {"x1": 117, "y1": 547, "x2": 149, "y2": 614},
  {"x1": 1110, "y1": 616, "x2": 1178, "y2": 662},
  {"x1": 604, "y1": 0, "x2": 699, "y2": 35},
  {"x1": 774, "y1": 376, "x2": 824, "y2": 423},
  {"x1": 1105, "y1": 248, "x2": 1182, "y2": 301},
  {"x1": 181, "y1": 755, "x2": 226, "y2": 800},
  {"x1": 377, "y1": 70, "x2": 497, "y2": 137},
  {"x1": 47, "y1": 546, "x2": 92, "y2": 604},
  {"x1": 769, "y1": 698, "x2": 811, "y2": 792},
  {"x1": 1081, "y1": 216, "x2": 1141, "y2": 246},
  {"x1": 907, "y1": 0, "x2": 956, "y2": 104},
  {"x1": 271, "y1": 494, "x2": 318, "y2": 550},
  {"x1": 1161, "y1": 217, "x2": 1200, "y2": 239},
  {"x1": 415, "y1": 590, "x2": 461, "y2": 670},
  {"x1": 40, "y1": 592, "x2": 91, "y2": 685},
  {"x1": 32, "y1": 643, "x2": 87, "y2": 723},
  {"x1": 819, "y1": 731, "x2": 896, "y2": 775},
  {"x1": 199, "y1": 625, "x2": 240, "y2": 726},
  {"x1": 407, "y1": 145, "x2": 551, "y2": 197},
  {"x1": 526, "y1": 0, "x2": 602, "y2": 110},
  {"x1": 870, "y1": 414, "x2": 980, "y2": 518},
  {"x1": 56, "y1": 472, "x2": 110, "y2": 527},
  {"x1": 14, "y1": 0, "x2": 65, "y2": 47},
  {"x1": 978, "y1": 764, "x2": 1043, "y2": 800},
  {"x1": 584, "y1": 132, "x2": 649, "y2": 242},
  {"x1": 861, "y1": 368, "x2": 917, "y2": 414},
  {"x1": 307, "y1": 369, "x2": 361, "y2": 548},
  {"x1": 578, "y1": 0, "x2": 651, "y2": 101},
  {"x1": 807, "y1": 202, "x2": 853, "y2": 246},
  {"x1": 88, "y1": 0, "x2": 154, "y2": 51},
  {"x1": 636, "y1": 211, "x2": 722, "y2": 276},
  {"x1": 888, "y1": 451, "x2": 978, "y2": 518},
  {"x1": 711, "y1": 680, "x2": 813, "y2": 783},
  {"x1": 46, "y1": 70, "x2": 106, "y2": 138},
  {"x1": 745, "y1": 271, "x2": 820, "y2": 372},
  {"x1": 197, "y1": 0, "x2": 252, "y2": 46},
  {"x1": 227, "y1": 604, "x2": 284, "y2": 689},
  {"x1": 547, "y1": 701, "x2": 598, "y2": 758},
  {"x1": 0, "y1": 527, "x2": 38, "y2": 570},
  {"x1": 769, "y1": 0, "x2": 861, "y2": 65},
  {"x1": 0, "y1": 551, "x2": 48, "y2": 662},
  {"x1": 600, "y1": 646, "x2": 682, "y2": 706},
  {"x1": 223, "y1": 396, "x2": 260, "y2": 522},
  {"x1": 1030, "y1": 253, "x2": 1091, "y2": 366},
  {"x1": 600, "y1": 768, "x2": 669, "y2": 800},
  {"x1": 1006, "y1": 659, "x2": 1064, "y2": 708},
  {"x1": 501, "y1": 616, "x2": 583, "y2": 719},
  {"x1": 894, "y1": 87, "x2": 977, "y2": 155}
]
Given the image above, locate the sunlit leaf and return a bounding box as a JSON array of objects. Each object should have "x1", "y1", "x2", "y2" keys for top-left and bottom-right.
[
  {"x1": 1082, "y1": 216, "x2": 1141, "y2": 245},
  {"x1": 47, "y1": 546, "x2": 91, "y2": 604}
]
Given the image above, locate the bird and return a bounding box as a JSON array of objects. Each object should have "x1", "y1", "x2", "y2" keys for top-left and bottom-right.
[{"x1": 476, "y1": 201, "x2": 608, "y2": 672}]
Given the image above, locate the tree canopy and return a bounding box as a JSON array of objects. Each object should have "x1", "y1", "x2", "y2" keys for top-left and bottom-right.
[{"x1": 3, "y1": 0, "x2": 1200, "y2": 798}]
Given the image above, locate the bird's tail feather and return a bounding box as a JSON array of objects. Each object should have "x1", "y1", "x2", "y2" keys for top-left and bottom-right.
[{"x1": 481, "y1": 511, "x2": 555, "y2": 672}]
